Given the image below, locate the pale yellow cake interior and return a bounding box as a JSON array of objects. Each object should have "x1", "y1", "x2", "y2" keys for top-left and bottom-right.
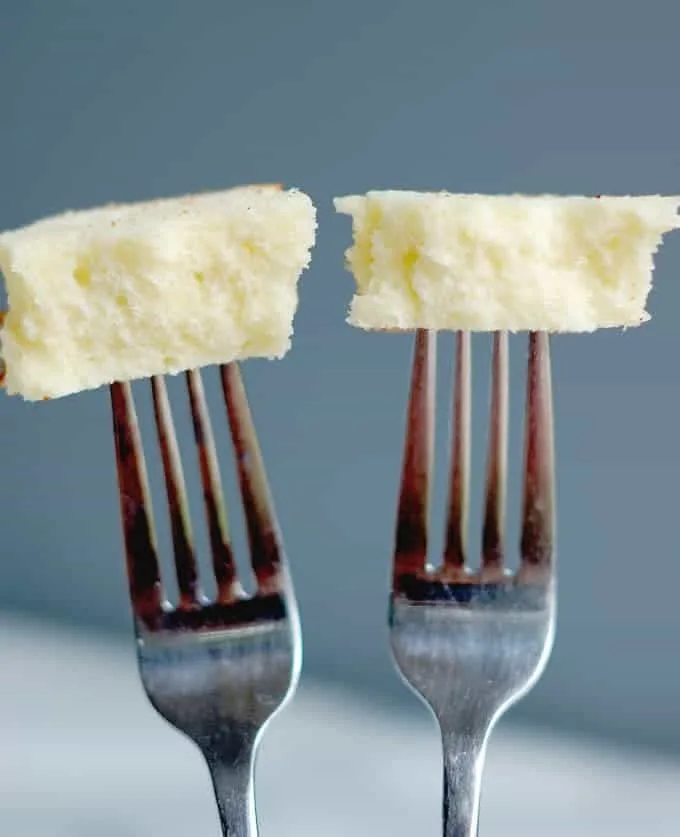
[
  {"x1": 0, "y1": 185, "x2": 317, "y2": 400},
  {"x1": 334, "y1": 191, "x2": 679, "y2": 332}
]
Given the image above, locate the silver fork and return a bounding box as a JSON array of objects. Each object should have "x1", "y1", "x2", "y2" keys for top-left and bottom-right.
[
  {"x1": 110, "y1": 363, "x2": 301, "y2": 837},
  {"x1": 389, "y1": 329, "x2": 556, "y2": 837}
]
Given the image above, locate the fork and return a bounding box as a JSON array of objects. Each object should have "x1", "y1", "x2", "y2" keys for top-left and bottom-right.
[
  {"x1": 110, "y1": 363, "x2": 301, "y2": 837},
  {"x1": 390, "y1": 329, "x2": 556, "y2": 837}
]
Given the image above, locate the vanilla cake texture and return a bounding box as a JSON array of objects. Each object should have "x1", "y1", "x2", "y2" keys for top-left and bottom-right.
[
  {"x1": 0, "y1": 185, "x2": 317, "y2": 400},
  {"x1": 334, "y1": 191, "x2": 680, "y2": 332}
]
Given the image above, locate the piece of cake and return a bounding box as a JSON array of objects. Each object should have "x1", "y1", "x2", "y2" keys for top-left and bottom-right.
[
  {"x1": 0, "y1": 184, "x2": 317, "y2": 400},
  {"x1": 334, "y1": 191, "x2": 679, "y2": 332}
]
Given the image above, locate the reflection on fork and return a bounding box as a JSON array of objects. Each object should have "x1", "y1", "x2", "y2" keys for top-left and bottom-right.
[
  {"x1": 110, "y1": 364, "x2": 301, "y2": 837},
  {"x1": 389, "y1": 330, "x2": 556, "y2": 837}
]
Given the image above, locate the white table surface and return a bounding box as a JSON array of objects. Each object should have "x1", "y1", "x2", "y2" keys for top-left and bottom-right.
[{"x1": 0, "y1": 615, "x2": 678, "y2": 837}]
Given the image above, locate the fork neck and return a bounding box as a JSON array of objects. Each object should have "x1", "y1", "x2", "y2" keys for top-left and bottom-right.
[
  {"x1": 441, "y1": 729, "x2": 487, "y2": 837},
  {"x1": 205, "y1": 749, "x2": 258, "y2": 837}
]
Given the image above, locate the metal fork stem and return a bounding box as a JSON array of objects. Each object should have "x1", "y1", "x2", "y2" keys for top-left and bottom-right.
[
  {"x1": 441, "y1": 728, "x2": 489, "y2": 837},
  {"x1": 206, "y1": 745, "x2": 258, "y2": 837}
]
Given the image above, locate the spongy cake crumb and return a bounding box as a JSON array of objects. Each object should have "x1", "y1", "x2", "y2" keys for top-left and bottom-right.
[
  {"x1": 334, "y1": 191, "x2": 679, "y2": 332},
  {"x1": 0, "y1": 185, "x2": 317, "y2": 400}
]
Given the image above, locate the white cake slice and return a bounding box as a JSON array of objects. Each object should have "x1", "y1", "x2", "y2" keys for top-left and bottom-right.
[
  {"x1": 334, "y1": 191, "x2": 679, "y2": 332},
  {"x1": 0, "y1": 185, "x2": 317, "y2": 400}
]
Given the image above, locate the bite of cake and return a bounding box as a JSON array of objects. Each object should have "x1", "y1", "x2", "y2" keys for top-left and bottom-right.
[
  {"x1": 0, "y1": 184, "x2": 317, "y2": 400},
  {"x1": 334, "y1": 191, "x2": 679, "y2": 332}
]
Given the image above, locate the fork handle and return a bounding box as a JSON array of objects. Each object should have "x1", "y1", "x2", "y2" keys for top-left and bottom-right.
[
  {"x1": 441, "y1": 729, "x2": 487, "y2": 837},
  {"x1": 206, "y1": 755, "x2": 258, "y2": 837}
]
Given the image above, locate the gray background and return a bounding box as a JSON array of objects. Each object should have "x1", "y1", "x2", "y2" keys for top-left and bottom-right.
[{"x1": 1, "y1": 0, "x2": 679, "y2": 755}]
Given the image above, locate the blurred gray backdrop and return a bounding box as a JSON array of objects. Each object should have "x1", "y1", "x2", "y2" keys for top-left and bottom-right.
[{"x1": 1, "y1": 0, "x2": 680, "y2": 755}]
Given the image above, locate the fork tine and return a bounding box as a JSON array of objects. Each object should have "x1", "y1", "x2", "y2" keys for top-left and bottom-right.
[
  {"x1": 443, "y1": 331, "x2": 471, "y2": 572},
  {"x1": 110, "y1": 382, "x2": 163, "y2": 621},
  {"x1": 220, "y1": 362, "x2": 285, "y2": 594},
  {"x1": 520, "y1": 332, "x2": 556, "y2": 575},
  {"x1": 151, "y1": 376, "x2": 200, "y2": 609},
  {"x1": 481, "y1": 331, "x2": 509, "y2": 574},
  {"x1": 186, "y1": 369, "x2": 239, "y2": 603},
  {"x1": 393, "y1": 329, "x2": 436, "y2": 588}
]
